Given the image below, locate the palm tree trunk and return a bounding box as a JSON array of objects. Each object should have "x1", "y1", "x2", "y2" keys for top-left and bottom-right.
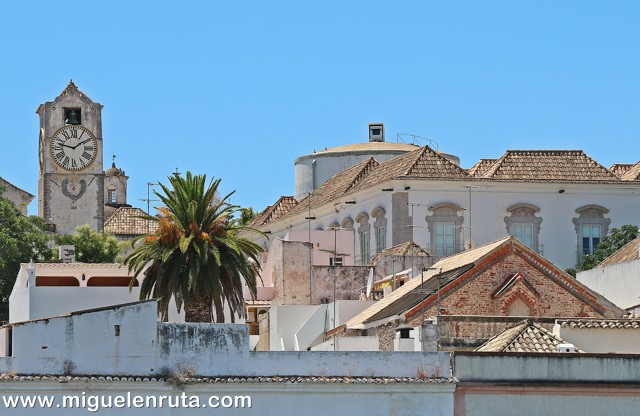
[{"x1": 185, "y1": 282, "x2": 213, "y2": 322}]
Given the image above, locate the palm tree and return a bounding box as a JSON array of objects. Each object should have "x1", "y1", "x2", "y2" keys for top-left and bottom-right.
[{"x1": 125, "y1": 172, "x2": 264, "y2": 323}]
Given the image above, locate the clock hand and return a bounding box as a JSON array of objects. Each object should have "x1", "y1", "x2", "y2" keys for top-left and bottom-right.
[{"x1": 71, "y1": 138, "x2": 93, "y2": 150}]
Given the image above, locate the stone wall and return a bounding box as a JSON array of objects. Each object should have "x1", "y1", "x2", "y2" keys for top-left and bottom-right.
[{"x1": 270, "y1": 238, "x2": 370, "y2": 305}]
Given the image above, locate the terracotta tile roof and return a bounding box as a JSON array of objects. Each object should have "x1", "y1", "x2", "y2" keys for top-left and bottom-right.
[
  {"x1": 476, "y1": 320, "x2": 581, "y2": 353},
  {"x1": 280, "y1": 158, "x2": 381, "y2": 221},
  {"x1": 368, "y1": 241, "x2": 431, "y2": 265},
  {"x1": 480, "y1": 150, "x2": 620, "y2": 182},
  {"x1": 596, "y1": 237, "x2": 640, "y2": 268},
  {"x1": 467, "y1": 159, "x2": 498, "y2": 177},
  {"x1": 0, "y1": 374, "x2": 455, "y2": 384},
  {"x1": 610, "y1": 163, "x2": 633, "y2": 177},
  {"x1": 103, "y1": 207, "x2": 158, "y2": 236},
  {"x1": 557, "y1": 319, "x2": 640, "y2": 329},
  {"x1": 350, "y1": 147, "x2": 468, "y2": 193},
  {"x1": 346, "y1": 237, "x2": 512, "y2": 328},
  {"x1": 620, "y1": 161, "x2": 640, "y2": 181},
  {"x1": 250, "y1": 196, "x2": 298, "y2": 227}
]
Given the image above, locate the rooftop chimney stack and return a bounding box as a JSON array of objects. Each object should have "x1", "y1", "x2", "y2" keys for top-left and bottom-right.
[{"x1": 368, "y1": 123, "x2": 384, "y2": 142}]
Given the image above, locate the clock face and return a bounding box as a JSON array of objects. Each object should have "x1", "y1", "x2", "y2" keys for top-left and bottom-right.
[{"x1": 50, "y1": 125, "x2": 97, "y2": 171}]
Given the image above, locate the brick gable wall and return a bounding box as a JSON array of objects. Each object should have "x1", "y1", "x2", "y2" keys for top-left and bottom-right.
[{"x1": 405, "y1": 252, "x2": 605, "y2": 348}]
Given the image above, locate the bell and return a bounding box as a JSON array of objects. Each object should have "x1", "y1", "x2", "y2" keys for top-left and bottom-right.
[{"x1": 65, "y1": 109, "x2": 80, "y2": 125}]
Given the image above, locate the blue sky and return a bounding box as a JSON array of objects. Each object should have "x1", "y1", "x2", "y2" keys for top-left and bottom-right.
[{"x1": 1, "y1": 2, "x2": 639, "y2": 215}]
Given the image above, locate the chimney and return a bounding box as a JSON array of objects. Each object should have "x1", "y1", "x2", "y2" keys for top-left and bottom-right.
[
  {"x1": 394, "y1": 324, "x2": 416, "y2": 351},
  {"x1": 556, "y1": 343, "x2": 577, "y2": 353},
  {"x1": 368, "y1": 123, "x2": 384, "y2": 142},
  {"x1": 420, "y1": 318, "x2": 439, "y2": 352}
]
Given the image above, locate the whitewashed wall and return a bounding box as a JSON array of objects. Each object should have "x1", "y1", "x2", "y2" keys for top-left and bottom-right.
[
  {"x1": 261, "y1": 180, "x2": 640, "y2": 270},
  {"x1": 9, "y1": 263, "x2": 187, "y2": 324},
  {"x1": 553, "y1": 325, "x2": 640, "y2": 353},
  {"x1": 578, "y1": 259, "x2": 640, "y2": 309},
  {"x1": 0, "y1": 301, "x2": 451, "y2": 380}
]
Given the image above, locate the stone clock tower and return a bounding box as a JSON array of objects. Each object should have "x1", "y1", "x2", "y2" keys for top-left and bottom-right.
[{"x1": 37, "y1": 81, "x2": 104, "y2": 235}]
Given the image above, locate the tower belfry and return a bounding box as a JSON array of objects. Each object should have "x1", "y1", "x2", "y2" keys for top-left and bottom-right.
[{"x1": 37, "y1": 81, "x2": 105, "y2": 235}]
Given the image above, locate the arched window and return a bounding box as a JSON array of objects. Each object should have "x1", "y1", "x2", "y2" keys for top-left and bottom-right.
[
  {"x1": 573, "y1": 205, "x2": 611, "y2": 260},
  {"x1": 341, "y1": 217, "x2": 354, "y2": 231},
  {"x1": 504, "y1": 203, "x2": 543, "y2": 252},
  {"x1": 371, "y1": 206, "x2": 387, "y2": 254},
  {"x1": 426, "y1": 203, "x2": 464, "y2": 257},
  {"x1": 35, "y1": 276, "x2": 79, "y2": 287},
  {"x1": 355, "y1": 212, "x2": 370, "y2": 264}
]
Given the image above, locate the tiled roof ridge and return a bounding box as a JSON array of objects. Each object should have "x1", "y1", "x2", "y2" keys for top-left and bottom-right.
[
  {"x1": 404, "y1": 146, "x2": 468, "y2": 178},
  {"x1": 610, "y1": 163, "x2": 633, "y2": 177},
  {"x1": 346, "y1": 158, "x2": 380, "y2": 192},
  {"x1": 476, "y1": 319, "x2": 575, "y2": 353},
  {"x1": 557, "y1": 318, "x2": 640, "y2": 329},
  {"x1": 252, "y1": 196, "x2": 298, "y2": 227},
  {"x1": 467, "y1": 158, "x2": 498, "y2": 177},
  {"x1": 596, "y1": 236, "x2": 640, "y2": 268},
  {"x1": 368, "y1": 240, "x2": 431, "y2": 265},
  {"x1": 103, "y1": 207, "x2": 147, "y2": 226},
  {"x1": 272, "y1": 158, "x2": 383, "y2": 222},
  {"x1": 103, "y1": 207, "x2": 158, "y2": 235},
  {"x1": 0, "y1": 374, "x2": 455, "y2": 384},
  {"x1": 481, "y1": 149, "x2": 618, "y2": 181},
  {"x1": 620, "y1": 161, "x2": 640, "y2": 181}
]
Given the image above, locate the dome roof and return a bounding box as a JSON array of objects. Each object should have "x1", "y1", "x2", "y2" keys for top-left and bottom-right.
[
  {"x1": 319, "y1": 141, "x2": 419, "y2": 154},
  {"x1": 105, "y1": 163, "x2": 125, "y2": 177}
]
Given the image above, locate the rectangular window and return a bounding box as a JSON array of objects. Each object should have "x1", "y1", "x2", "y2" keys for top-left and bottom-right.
[
  {"x1": 330, "y1": 257, "x2": 343, "y2": 266},
  {"x1": 108, "y1": 189, "x2": 116, "y2": 204},
  {"x1": 513, "y1": 223, "x2": 534, "y2": 248},
  {"x1": 581, "y1": 224, "x2": 601, "y2": 255},
  {"x1": 434, "y1": 222, "x2": 455, "y2": 256},
  {"x1": 360, "y1": 231, "x2": 370, "y2": 264},
  {"x1": 376, "y1": 226, "x2": 386, "y2": 254}
]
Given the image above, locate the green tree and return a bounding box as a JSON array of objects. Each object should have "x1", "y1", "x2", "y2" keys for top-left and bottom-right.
[
  {"x1": 124, "y1": 172, "x2": 264, "y2": 323},
  {"x1": 54, "y1": 225, "x2": 122, "y2": 263},
  {"x1": 581, "y1": 224, "x2": 639, "y2": 270},
  {"x1": 230, "y1": 206, "x2": 256, "y2": 227},
  {"x1": 0, "y1": 187, "x2": 51, "y2": 321}
]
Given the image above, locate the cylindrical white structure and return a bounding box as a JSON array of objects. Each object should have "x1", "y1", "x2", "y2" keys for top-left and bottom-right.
[{"x1": 294, "y1": 142, "x2": 460, "y2": 200}]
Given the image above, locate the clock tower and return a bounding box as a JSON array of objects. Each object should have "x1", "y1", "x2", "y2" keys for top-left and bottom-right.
[{"x1": 37, "y1": 81, "x2": 105, "y2": 235}]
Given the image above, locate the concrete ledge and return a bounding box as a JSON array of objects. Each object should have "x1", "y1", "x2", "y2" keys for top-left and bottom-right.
[{"x1": 454, "y1": 352, "x2": 640, "y2": 383}]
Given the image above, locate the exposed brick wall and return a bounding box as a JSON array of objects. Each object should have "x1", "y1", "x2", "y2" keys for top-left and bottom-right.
[{"x1": 406, "y1": 251, "x2": 613, "y2": 344}]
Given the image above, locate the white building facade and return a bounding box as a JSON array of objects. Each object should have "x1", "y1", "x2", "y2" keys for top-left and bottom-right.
[{"x1": 254, "y1": 148, "x2": 640, "y2": 270}]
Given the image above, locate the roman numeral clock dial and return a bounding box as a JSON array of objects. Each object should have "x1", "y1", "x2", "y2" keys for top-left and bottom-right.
[{"x1": 50, "y1": 125, "x2": 97, "y2": 171}]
